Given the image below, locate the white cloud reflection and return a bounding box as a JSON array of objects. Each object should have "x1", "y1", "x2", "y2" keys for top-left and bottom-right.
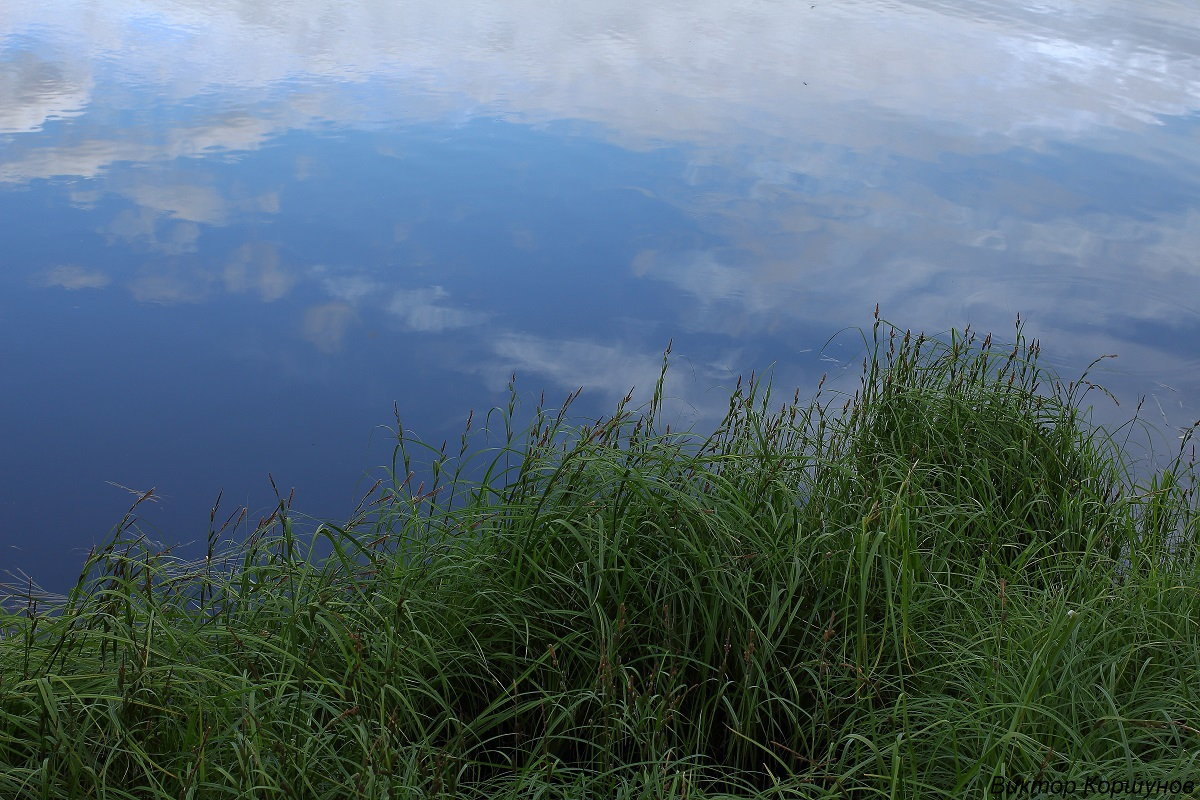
[
  {"x1": 224, "y1": 243, "x2": 294, "y2": 301},
  {"x1": 128, "y1": 271, "x2": 212, "y2": 304},
  {"x1": 303, "y1": 302, "x2": 357, "y2": 354},
  {"x1": 0, "y1": 50, "x2": 90, "y2": 135},
  {"x1": 4, "y1": 0, "x2": 1199, "y2": 419},
  {"x1": 33, "y1": 264, "x2": 111, "y2": 290},
  {"x1": 386, "y1": 287, "x2": 483, "y2": 333},
  {"x1": 4, "y1": 0, "x2": 1199, "y2": 168},
  {"x1": 477, "y1": 333, "x2": 738, "y2": 425}
]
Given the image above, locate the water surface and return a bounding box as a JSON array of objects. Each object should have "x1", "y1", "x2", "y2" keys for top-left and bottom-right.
[{"x1": 4, "y1": 0, "x2": 1200, "y2": 592}]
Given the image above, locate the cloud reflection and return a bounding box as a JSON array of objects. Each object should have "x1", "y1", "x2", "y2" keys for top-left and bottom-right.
[
  {"x1": 478, "y1": 332, "x2": 732, "y2": 424},
  {"x1": 33, "y1": 264, "x2": 111, "y2": 290},
  {"x1": 5, "y1": 0, "x2": 1199, "y2": 165},
  {"x1": 386, "y1": 287, "x2": 482, "y2": 333},
  {"x1": 0, "y1": 49, "x2": 89, "y2": 134},
  {"x1": 4, "y1": 0, "x2": 1199, "y2": 420},
  {"x1": 224, "y1": 243, "x2": 294, "y2": 301},
  {"x1": 303, "y1": 302, "x2": 358, "y2": 354}
]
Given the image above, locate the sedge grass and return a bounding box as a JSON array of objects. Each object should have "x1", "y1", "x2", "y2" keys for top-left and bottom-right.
[{"x1": 2, "y1": 316, "x2": 1199, "y2": 799}]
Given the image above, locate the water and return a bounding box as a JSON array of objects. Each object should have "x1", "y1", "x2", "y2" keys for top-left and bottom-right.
[{"x1": 3, "y1": 0, "x2": 1199, "y2": 594}]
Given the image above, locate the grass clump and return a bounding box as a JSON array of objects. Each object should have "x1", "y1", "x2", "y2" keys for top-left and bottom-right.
[{"x1": 2, "y1": 315, "x2": 1199, "y2": 798}]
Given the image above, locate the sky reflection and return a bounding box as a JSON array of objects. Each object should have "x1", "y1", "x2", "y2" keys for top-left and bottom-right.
[{"x1": 3, "y1": 0, "x2": 1199, "y2": 591}]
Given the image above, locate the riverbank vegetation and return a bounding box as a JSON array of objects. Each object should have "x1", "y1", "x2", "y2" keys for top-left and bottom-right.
[{"x1": 2, "y1": 316, "x2": 1198, "y2": 798}]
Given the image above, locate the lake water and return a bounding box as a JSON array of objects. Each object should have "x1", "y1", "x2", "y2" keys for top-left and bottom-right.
[{"x1": 4, "y1": 0, "x2": 1200, "y2": 594}]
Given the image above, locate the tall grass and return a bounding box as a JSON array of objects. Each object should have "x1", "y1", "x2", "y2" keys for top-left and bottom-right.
[{"x1": 2, "y1": 316, "x2": 1198, "y2": 798}]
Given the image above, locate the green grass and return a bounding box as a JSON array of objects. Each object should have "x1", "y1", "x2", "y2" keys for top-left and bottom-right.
[{"x1": 3, "y1": 316, "x2": 1199, "y2": 799}]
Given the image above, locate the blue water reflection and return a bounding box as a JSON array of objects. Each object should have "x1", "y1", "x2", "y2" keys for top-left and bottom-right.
[{"x1": 3, "y1": 0, "x2": 1200, "y2": 593}]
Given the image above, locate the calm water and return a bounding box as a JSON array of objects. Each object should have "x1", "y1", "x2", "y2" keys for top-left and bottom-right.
[{"x1": 4, "y1": 0, "x2": 1200, "y2": 593}]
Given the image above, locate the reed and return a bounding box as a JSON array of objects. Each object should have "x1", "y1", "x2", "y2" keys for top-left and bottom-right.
[{"x1": 2, "y1": 315, "x2": 1198, "y2": 798}]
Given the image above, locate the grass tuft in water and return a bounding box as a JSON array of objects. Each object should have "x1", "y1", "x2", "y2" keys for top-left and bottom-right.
[{"x1": 2, "y1": 317, "x2": 1198, "y2": 798}]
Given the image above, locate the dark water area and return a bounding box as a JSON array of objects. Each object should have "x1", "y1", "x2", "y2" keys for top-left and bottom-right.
[{"x1": 3, "y1": 0, "x2": 1200, "y2": 594}]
